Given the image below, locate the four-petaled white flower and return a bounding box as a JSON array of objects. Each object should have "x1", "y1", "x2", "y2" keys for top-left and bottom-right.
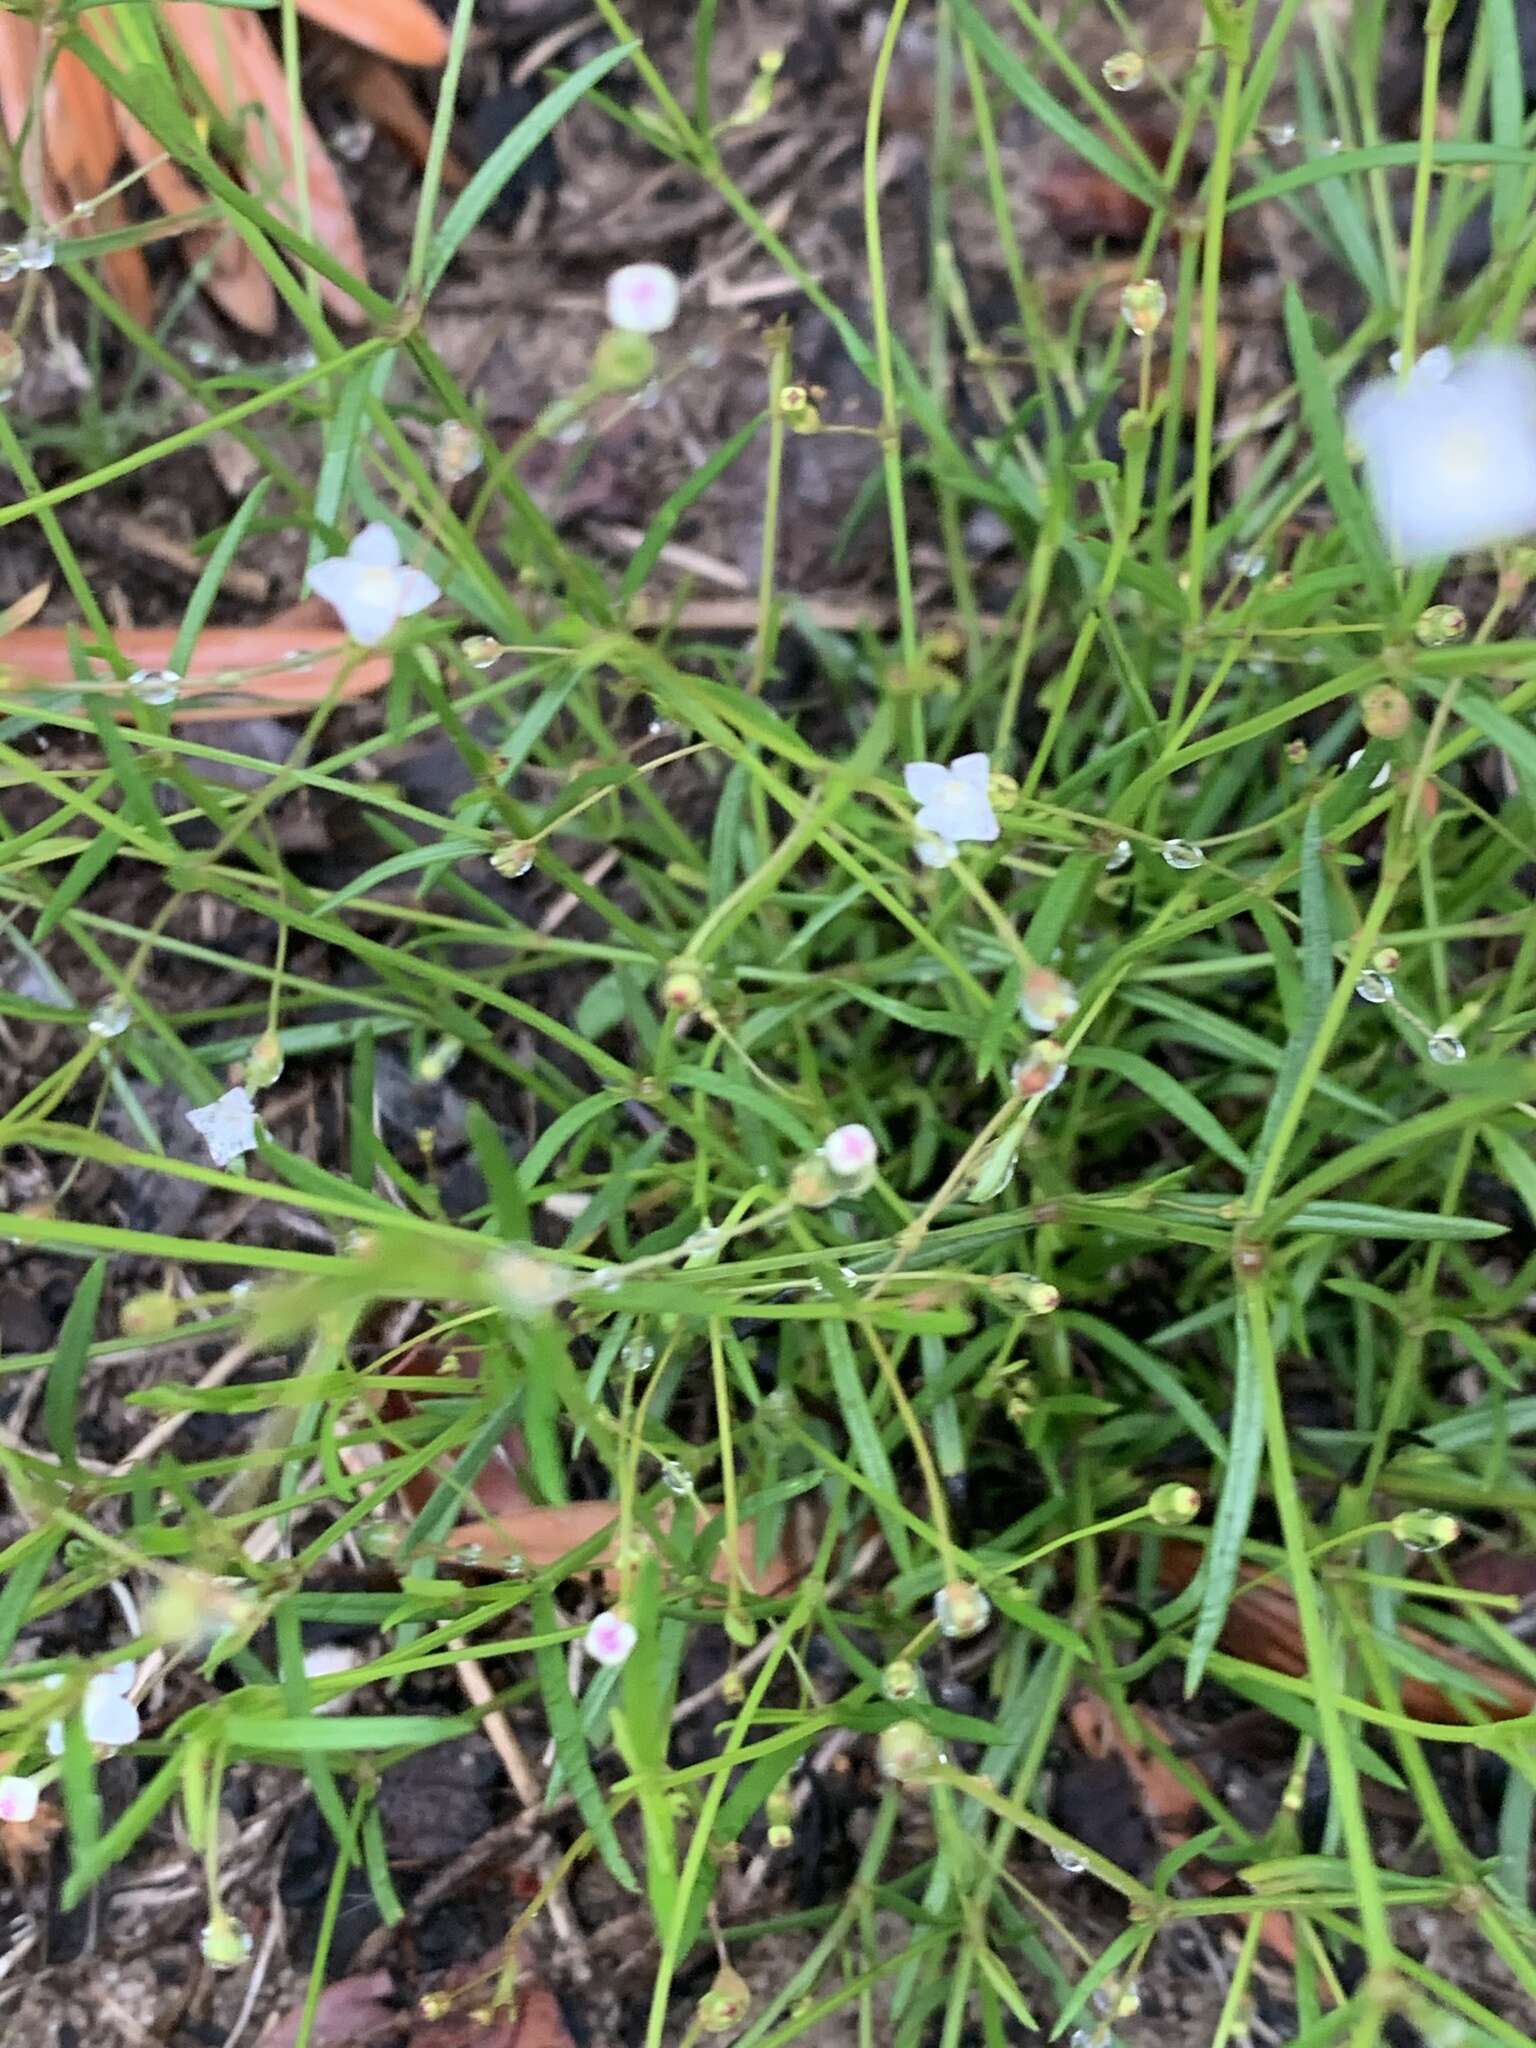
[
  {"x1": 606, "y1": 263, "x2": 681, "y2": 335},
  {"x1": 187, "y1": 1086, "x2": 260, "y2": 1169},
  {"x1": 903, "y1": 754, "x2": 998, "y2": 855},
  {"x1": 46, "y1": 1662, "x2": 140, "y2": 1756},
  {"x1": 1346, "y1": 345, "x2": 1536, "y2": 563},
  {"x1": 307, "y1": 523, "x2": 441, "y2": 647},
  {"x1": 0, "y1": 1774, "x2": 40, "y2": 1824},
  {"x1": 583, "y1": 1610, "x2": 637, "y2": 1668}
]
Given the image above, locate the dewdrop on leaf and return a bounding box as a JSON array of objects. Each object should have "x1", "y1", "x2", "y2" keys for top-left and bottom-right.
[
  {"x1": 1011, "y1": 1040, "x2": 1067, "y2": 1099},
  {"x1": 127, "y1": 667, "x2": 182, "y2": 707},
  {"x1": 1120, "y1": 278, "x2": 1167, "y2": 337},
  {"x1": 1018, "y1": 966, "x2": 1078, "y2": 1034},
  {"x1": 933, "y1": 1580, "x2": 991, "y2": 1640},
  {"x1": 1101, "y1": 50, "x2": 1144, "y2": 91},
  {"x1": 606, "y1": 262, "x2": 681, "y2": 335},
  {"x1": 1346, "y1": 344, "x2": 1536, "y2": 562},
  {"x1": 1354, "y1": 969, "x2": 1394, "y2": 1004},
  {"x1": 308, "y1": 523, "x2": 441, "y2": 647},
  {"x1": 1426, "y1": 1030, "x2": 1466, "y2": 1065}
]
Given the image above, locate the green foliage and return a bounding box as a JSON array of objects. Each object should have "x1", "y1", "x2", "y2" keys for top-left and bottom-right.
[{"x1": 3, "y1": 3, "x2": 1536, "y2": 2046}]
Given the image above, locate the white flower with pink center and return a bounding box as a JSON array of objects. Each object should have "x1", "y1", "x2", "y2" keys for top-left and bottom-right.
[
  {"x1": 822, "y1": 1124, "x2": 877, "y2": 1179},
  {"x1": 583, "y1": 1610, "x2": 638, "y2": 1668},
  {"x1": 0, "y1": 1774, "x2": 40, "y2": 1824},
  {"x1": 606, "y1": 263, "x2": 681, "y2": 336}
]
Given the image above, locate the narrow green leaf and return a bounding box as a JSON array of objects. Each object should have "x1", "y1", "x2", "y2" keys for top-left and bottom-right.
[
  {"x1": 1186, "y1": 1306, "x2": 1263, "y2": 1694},
  {"x1": 44, "y1": 1256, "x2": 107, "y2": 1470},
  {"x1": 426, "y1": 43, "x2": 637, "y2": 291}
]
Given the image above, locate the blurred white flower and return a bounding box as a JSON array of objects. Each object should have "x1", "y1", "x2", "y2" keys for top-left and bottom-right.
[
  {"x1": 606, "y1": 263, "x2": 681, "y2": 335},
  {"x1": 913, "y1": 832, "x2": 958, "y2": 870},
  {"x1": 307, "y1": 523, "x2": 441, "y2": 646},
  {"x1": 46, "y1": 1662, "x2": 140, "y2": 1756},
  {"x1": 1346, "y1": 345, "x2": 1536, "y2": 562},
  {"x1": 903, "y1": 754, "x2": 998, "y2": 852},
  {"x1": 0, "y1": 1774, "x2": 39, "y2": 1823},
  {"x1": 187, "y1": 1086, "x2": 259, "y2": 1168},
  {"x1": 583, "y1": 1610, "x2": 637, "y2": 1667}
]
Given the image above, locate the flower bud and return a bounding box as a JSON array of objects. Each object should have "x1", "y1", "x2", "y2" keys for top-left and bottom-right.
[
  {"x1": 1391, "y1": 1509, "x2": 1459, "y2": 1553},
  {"x1": 788, "y1": 1154, "x2": 838, "y2": 1209},
  {"x1": 490, "y1": 839, "x2": 536, "y2": 878},
  {"x1": 1148, "y1": 1482, "x2": 1201, "y2": 1527},
  {"x1": 1414, "y1": 604, "x2": 1465, "y2": 647},
  {"x1": 778, "y1": 383, "x2": 822, "y2": 432},
  {"x1": 592, "y1": 329, "x2": 657, "y2": 392},
  {"x1": 200, "y1": 1911, "x2": 253, "y2": 1970},
  {"x1": 1361, "y1": 684, "x2": 1412, "y2": 740},
  {"x1": 244, "y1": 1030, "x2": 284, "y2": 1092},
  {"x1": 661, "y1": 960, "x2": 706, "y2": 1012},
  {"x1": 881, "y1": 1658, "x2": 921, "y2": 1701},
  {"x1": 878, "y1": 1719, "x2": 942, "y2": 1782},
  {"x1": 698, "y1": 1964, "x2": 752, "y2": 2034},
  {"x1": 120, "y1": 1289, "x2": 180, "y2": 1338}
]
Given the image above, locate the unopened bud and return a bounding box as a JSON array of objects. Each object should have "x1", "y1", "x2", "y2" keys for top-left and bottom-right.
[
  {"x1": 1018, "y1": 966, "x2": 1078, "y2": 1034},
  {"x1": 1391, "y1": 1509, "x2": 1459, "y2": 1553},
  {"x1": 881, "y1": 1658, "x2": 920, "y2": 1701},
  {"x1": 661, "y1": 961, "x2": 705, "y2": 1011},
  {"x1": 1361, "y1": 684, "x2": 1412, "y2": 740},
  {"x1": 200, "y1": 1912, "x2": 253, "y2": 1970},
  {"x1": 245, "y1": 1030, "x2": 284, "y2": 1092},
  {"x1": 934, "y1": 1580, "x2": 991, "y2": 1639},
  {"x1": 490, "y1": 1248, "x2": 571, "y2": 1318},
  {"x1": 878, "y1": 1719, "x2": 942, "y2": 1782},
  {"x1": 1148, "y1": 1482, "x2": 1201, "y2": 1527},
  {"x1": 698, "y1": 1963, "x2": 752, "y2": 2034},
  {"x1": 592, "y1": 328, "x2": 657, "y2": 392},
  {"x1": 1011, "y1": 1039, "x2": 1067, "y2": 1099},
  {"x1": 1414, "y1": 604, "x2": 1465, "y2": 647},
  {"x1": 120, "y1": 1289, "x2": 179, "y2": 1338}
]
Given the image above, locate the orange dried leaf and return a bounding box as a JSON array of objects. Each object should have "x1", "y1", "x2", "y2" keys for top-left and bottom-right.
[
  {"x1": 0, "y1": 625, "x2": 392, "y2": 723},
  {"x1": 299, "y1": 0, "x2": 452, "y2": 68}
]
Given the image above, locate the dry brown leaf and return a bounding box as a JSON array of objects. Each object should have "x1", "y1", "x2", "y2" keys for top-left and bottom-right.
[
  {"x1": 1157, "y1": 1540, "x2": 1536, "y2": 1723},
  {"x1": 255, "y1": 1969, "x2": 400, "y2": 2048},
  {"x1": 0, "y1": 580, "x2": 52, "y2": 638},
  {"x1": 408, "y1": 1948, "x2": 574, "y2": 2048}
]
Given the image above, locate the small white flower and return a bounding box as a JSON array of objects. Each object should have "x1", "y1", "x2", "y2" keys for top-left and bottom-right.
[
  {"x1": 1346, "y1": 345, "x2": 1536, "y2": 562},
  {"x1": 903, "y1": 754, "x2": 998, "y2": 851},
  {"x1": 822, "y1": 1124, "x2": 878, "y2": 1179},
  {"x1": 606, "y1": 263, "x2": 681, "y2": 335},
  {"x1": 0, "y1": 1774, "x2": 40, "y2": 1824},
  {"x1": 46, "y1": 1662, "x2": 140, "y2": 1756},
  {"x1": 307, "y1": 523, "x2": 441, "y2": 647},
  {"x1": 914, "y1": 832, "x2": 958, "y2": 870},
  {"x1": 583, "y1": 1610, "x2": 637, "y2": 1668},
  {"x1": 187, "y1": 1087, "x2": 260, "y2": 1169}
]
